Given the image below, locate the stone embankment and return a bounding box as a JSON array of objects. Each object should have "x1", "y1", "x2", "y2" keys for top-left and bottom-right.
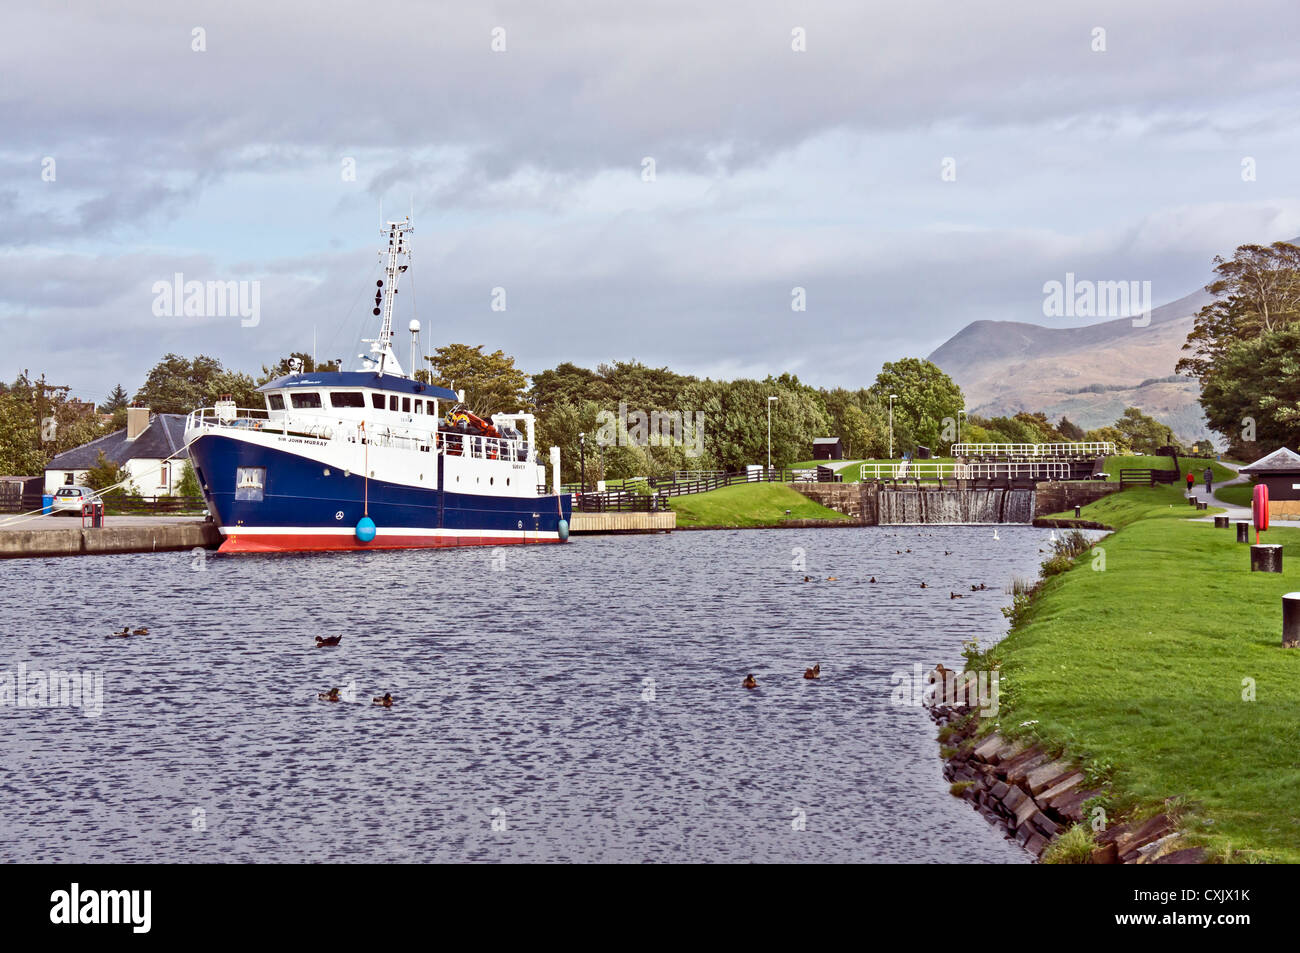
[
  {"x1": 932, "y1": 704, "x2": 1206, "y2": 864},
  {"x1": 0, "y1": 522, "x2": 220, "y2": 558}
]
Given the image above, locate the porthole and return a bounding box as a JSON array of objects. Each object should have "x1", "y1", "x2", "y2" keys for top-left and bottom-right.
[
  {"x1": 490, "y1": 477, "x2": 494, "y2": 485},
  {"x1": 506, "y1": 478, "x2": 510, "y2": 486}
]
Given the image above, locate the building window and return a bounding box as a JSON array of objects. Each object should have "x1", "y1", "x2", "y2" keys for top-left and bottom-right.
[
  {"x1": 64, "y1": 472, "x2": 74, "y2": 485},
  {"x1": 290, "y1": 392, "x2": 322, "y2": 409},
  {"x1": 235, "y1": 467, "x2": 266, "y2": 502},
  {"x1": 266, "y1": 393, "x2": 285, "y2": 411},
  {"x1": 329, "y1": 392, "x2": 365, "y2": 408}
]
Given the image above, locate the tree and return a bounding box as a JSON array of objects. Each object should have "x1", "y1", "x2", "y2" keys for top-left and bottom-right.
[
  {"x1": 99, "y1": 384, "x2": 129, "y2": 414},
  {"x1": 1057, "y1": 416, "x2": 1085, "y2": 441},
  {"x1": 1114, "y1": 406, "x2": 1171, "y2": 454},
  {"x1": 257, "y1": 352, "x2": 342, "y2": 385},
  {"x1": 82, "y1": 450, "x2": 132, "y2": 502},
  {"x1": 134, "y1": 354, "x2": 222, "y2": 414},
  {"x1": 681, "y1": 378, "x2": 830, "y2": 471},
  {"x1": 0, "y1": 372, "x2": 106, "y2": 477},
  {"x1": 819, "y1": 388, "x2": 889, "y2": 458},
  {"x1": 1177, "y1": 241, "x2": 1300, "y2": 380},
  {"x1": 177, "y1": 459, "x2": 202, "y2": 498},
  {"x1": 870, "y1": 358, "x2": 964, "y2": 454},
  {"x1": 424, "y1": 344, "x2": 529, "y2": 418},
  {"x1": 1084, "y1": 425, "x2": 1130, "y2": 451},
  {"x1": 1198, "y1": 325, "x2": 1300, "y2": 455},
  {"x1": 530, "y1": 362, "x2": 607, "y2": 415}
]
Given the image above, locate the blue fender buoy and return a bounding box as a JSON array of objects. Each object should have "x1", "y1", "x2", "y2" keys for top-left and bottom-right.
[
  {"x1": 355, "y1": 516, "x2": 376, "y2": 543},
  {"x1": 557, "y1": 519, "x2": 569, "y2": 541}
]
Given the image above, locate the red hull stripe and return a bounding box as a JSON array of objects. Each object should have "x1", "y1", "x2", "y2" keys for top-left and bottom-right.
[{"x1": 219, "y1": 529, "x2": 562, "y2": 553}]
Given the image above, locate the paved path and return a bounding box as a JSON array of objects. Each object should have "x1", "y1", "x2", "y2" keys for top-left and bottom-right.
[{"x1": 1188, "y1": 460, "x2": 1300, "y2": 529}]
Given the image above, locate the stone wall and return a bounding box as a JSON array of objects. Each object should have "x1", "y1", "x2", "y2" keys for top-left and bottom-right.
[
  {"x1": 786, "y1": 482, "x2": 877, "y2": 523},
  {"x1": 934, "y1": 706, "x2": 1204, "y2": 864},
  {"x1": 1034, "y1": 481, "x2": 1122, "y2": 516},
  {"x1": 0, "y1": 521, "x2": 221, "y2": 559}
]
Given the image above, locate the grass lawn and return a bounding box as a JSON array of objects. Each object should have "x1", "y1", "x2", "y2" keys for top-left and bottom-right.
[
  {"x1": 988, "y1": 482, "x2": 1300, "y2": 861},
  {"x1": 1101, "y1": 454, "x2": 1236, "y2": 485},
  {"x1": 1217, "y1": 481, "x2": 1256, "y2": 507},
  {"x1": 668, "y1": 482, "x2": 852, "y2": 527},
  {"x1": 1045, "y1": 485, "x2": 1221, "y2": 529}
]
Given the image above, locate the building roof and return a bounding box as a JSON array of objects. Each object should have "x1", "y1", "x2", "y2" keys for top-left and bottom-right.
[
  {"x1": 259, "y1": 371, "x2": 458, "y2": 401},
  {"x1": 813, "y1": 436, "x2": 842, "y2": 445},
  {"x1": 1240, "y1": 447, "x2": 1300, "y2": 474},
  {"x1": 45, "y1": 414, "x2": 188, "y2": 470}
]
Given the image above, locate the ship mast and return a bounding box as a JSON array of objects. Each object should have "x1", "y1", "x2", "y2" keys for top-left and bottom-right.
[{"x1": 361, "y1": 217, "x2": 413, "y2": 378}]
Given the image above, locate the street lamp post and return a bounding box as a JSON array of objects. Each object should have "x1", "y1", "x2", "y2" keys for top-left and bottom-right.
[
  {"x1": 888, "y1": 394, "x2": 898, "y2": 460},
  {"x1": 767, "y1": 396, "x2": 779, "y2": 477},
  {"x1": 579, "y1": 432, "x2": 586, "y2": 494}
]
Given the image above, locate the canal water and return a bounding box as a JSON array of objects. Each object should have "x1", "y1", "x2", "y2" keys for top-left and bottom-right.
[{"x1": 0, "y1": 526, "x2": 1055, "y2": 862}]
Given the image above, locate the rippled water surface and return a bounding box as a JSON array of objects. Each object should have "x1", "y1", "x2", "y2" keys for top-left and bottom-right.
[{"x1": 0, "y1": 526, "x2": 1057, "y2": 862}]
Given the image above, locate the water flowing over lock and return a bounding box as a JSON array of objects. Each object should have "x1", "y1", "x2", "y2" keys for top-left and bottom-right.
[{"x1": 877, "y1": 488, "x2": 1036, "y2": 525}]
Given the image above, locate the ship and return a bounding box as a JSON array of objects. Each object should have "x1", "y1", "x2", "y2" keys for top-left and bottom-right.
[{"x1": 184, "y1": 218, "x2": 572, "y2": 553}]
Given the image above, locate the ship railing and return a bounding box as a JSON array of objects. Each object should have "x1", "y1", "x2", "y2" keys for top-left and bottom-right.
[
  {"x1": 188, "y1": 407, "x2": 531, "y2": 461},
  {"x1": 437, "y1": 430, "x2": 528, "y2": 462}
]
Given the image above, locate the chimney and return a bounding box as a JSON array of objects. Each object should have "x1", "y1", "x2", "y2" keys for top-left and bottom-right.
[{"x1": 126, "y1": 406, "x2": 150, "y2": 440}]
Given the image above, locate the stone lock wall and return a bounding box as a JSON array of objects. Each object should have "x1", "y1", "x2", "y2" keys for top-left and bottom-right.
[
  {"x1": 786, "y1": 483, "x2": 876, "y2": 523},
  {"x1": 1034, "y1": 481, "x2": 1121, "y2": 516}
]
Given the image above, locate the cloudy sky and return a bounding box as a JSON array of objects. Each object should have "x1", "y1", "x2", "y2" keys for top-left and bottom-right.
[{"x1": 4, "y1": 0, "x2": 1300, "y2": 407}]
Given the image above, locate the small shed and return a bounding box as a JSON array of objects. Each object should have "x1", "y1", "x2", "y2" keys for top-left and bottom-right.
[
  {"x1": 812, "y1": 436, "x2": 843, "y2": 461},
  {"x1": 1240, "y1": 447, "x2": 1300, "y2": 517}
]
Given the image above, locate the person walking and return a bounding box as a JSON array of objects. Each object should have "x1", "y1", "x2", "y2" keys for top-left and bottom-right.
[
  {"x1": 1186, "y1": 471, "x2": 1195, "y2": 496},
  {"x1": 1204, "y1": 466, "x2": 1213, "y2": 494}
]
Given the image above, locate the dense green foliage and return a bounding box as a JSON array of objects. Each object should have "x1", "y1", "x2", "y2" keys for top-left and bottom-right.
[
  {"x1": 133, "y1": 353, "x2": 259, "y2": 414},
  {"x1": 1177, "y1": 241, "x2": 1300, "y2": 456},
  {"x1": 421, "y1": 343, "x2": 530, "y2": 419},
  {"x1": 0, "y1": 373, "x2": 106, "y2": 477}
]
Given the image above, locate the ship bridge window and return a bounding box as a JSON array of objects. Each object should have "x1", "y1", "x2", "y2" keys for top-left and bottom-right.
[
  {"x1": 290, "y1": 392, "x2": 323, "y2": 409},
  {"x1": 371, "y1": 393, "x2": 384, "y2": 410},
  {"x1": 266, "y1": 394, "x2": 285, "y2": 411},
  {"x1": 402, "y1": 397, "x2": 411, "y2": 412},
  {"x1": 329, "y1": 391, "x2": 365, "y2": 408},
  {"x1": 414, "y1": 400, "x2": 423, "y2": 414},
  {"x1": 389, "y1": 395, "x2": 399, "y2": 411}
]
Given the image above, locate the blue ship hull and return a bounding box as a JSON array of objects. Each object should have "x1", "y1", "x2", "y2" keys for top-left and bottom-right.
[{"x1": 188, "y1": 433, "x2": 571, "y2": 553}]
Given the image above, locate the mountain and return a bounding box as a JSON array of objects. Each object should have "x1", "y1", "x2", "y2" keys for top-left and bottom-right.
[{"x1": 927, "y1": 286, "x2": 1215, "y2": 443}]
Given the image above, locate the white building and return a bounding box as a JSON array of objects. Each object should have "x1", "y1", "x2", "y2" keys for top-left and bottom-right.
[{"x1": 44, "y1": 407, "x2": 190, "y2": 497}]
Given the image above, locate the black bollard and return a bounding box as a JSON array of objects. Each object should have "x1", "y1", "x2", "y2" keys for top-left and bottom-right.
[
  {"x1": 1237, "y1": 521, "x2": 1250, "y2": 543},
  {"x1": 1251, "y1": 544, "x2": 1283, "y2": 573},
  {"x1": 1285, "y1": 593, "x2": 1300, "y2": 648},
  {"x1": 1074, "y1": 505, "x2": 1081, "y2": 518},
  {"x1": 1188, "y1": 495, "x2": 1197, "y2": 507},
  {"x1": 1214, "y1": 516, "x2": 1229, "y2": 528},
  {"x1": 1197, "y1": 501, "x2": 1208, "y2": 510}
]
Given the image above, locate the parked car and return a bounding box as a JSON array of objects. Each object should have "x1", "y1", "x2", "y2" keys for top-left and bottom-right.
[{"x1": 51, "y1": 486, "x2": 100, "y2": 515}]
